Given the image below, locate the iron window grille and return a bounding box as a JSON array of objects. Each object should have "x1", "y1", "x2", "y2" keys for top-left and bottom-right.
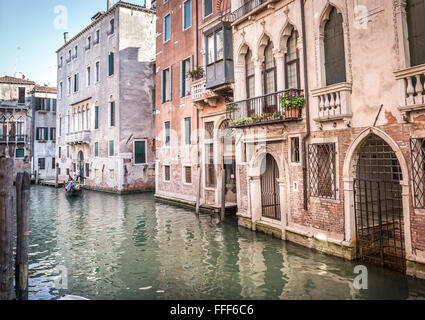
[
  {"x1": 410, "y1": 138, "x2": 425, "y2": 209},
  {"x1": 308, "y1": 143, "x2": 337, "y2": 199}
]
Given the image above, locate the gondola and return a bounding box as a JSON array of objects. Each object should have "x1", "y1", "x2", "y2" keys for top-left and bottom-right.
[{"x1": 65, "y1": 182, "x2": 83, "y2": 197}]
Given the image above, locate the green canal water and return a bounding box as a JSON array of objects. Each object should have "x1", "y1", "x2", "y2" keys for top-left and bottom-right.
[{"x1": 27, "y1": 186, "x2": 425, "y2": 300}]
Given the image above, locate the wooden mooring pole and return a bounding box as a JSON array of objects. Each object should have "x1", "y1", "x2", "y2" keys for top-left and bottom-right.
[
  {"x1": 220, "y1": 167, "x2": 226, "y2": 221},
  {"x1": 15, "y1": 172, "x2": 30, "y2": 300},
  {"x1": 0, "y1": 157, "x2": 14, "y2": 300},
  {"x1": 55, "y1": 163, "x2": 59, "y2": 188}
]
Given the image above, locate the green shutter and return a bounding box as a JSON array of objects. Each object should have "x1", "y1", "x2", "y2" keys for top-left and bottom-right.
[
  {"x1": 95, "y1": 142, "x2": 98, "y2": 157},
  {"x1": 36, "y1": 128, "x2": 40, "y2": 140},
  {"x1": 135, "y1": 141, "x2": 146, "y2": 164},
  {"x1": 44, "y1": 128, "x2": 48, "y2": 140},
  {"x1": 109, "y1": 140, "x2": 114, "y2": 156},
  {"x1": 95, "y1": 106, "x2": 99, "y2": 129},
  {"x1": 46, "y1": 98, "x2": 51, "y2": 111}
]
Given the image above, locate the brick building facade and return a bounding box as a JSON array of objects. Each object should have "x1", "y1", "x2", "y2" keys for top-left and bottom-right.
[{"x1": 227, "y1": 0, "x2": 425, "y2": 278}]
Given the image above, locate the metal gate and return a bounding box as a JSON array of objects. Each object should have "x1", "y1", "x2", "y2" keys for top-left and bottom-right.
[
  {"x1": 260, "y1": 154, "x2": 281, "y2": 220},
  {"x1": 353, "y1": 135, "x2": 405, "y2": 272}
]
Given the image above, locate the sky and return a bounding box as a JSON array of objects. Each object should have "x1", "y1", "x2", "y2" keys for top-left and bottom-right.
[{"x1": 0, "y1": 0, "x2": 144, "y2": 87}]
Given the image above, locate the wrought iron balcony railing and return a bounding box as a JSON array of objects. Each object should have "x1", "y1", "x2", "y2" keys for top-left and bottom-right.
[
  {"x1": 228, "y1": 89, "x2": 303, "y2": 127},
  {"x1": 229, "y1": 0, "x2": 269, "y2": 23}
]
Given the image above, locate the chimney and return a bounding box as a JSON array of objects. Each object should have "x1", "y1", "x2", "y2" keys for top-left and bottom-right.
[
  {"x1": 146, "y1": 0, "x2": 152, "y2": 9},
  {"x1": 107, "y1": 0, "x2": 112, "y2": 10},
  {"x1": 14, "y1": 72, "x2": 23, "y2": 79},
  {"x1": 64, "y1": 32, "x2": 69, "y2": 44}
]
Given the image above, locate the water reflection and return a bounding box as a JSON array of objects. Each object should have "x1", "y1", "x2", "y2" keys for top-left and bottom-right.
[{"x1": 28, "y1": 186, "x2": 425, "y2": 300}]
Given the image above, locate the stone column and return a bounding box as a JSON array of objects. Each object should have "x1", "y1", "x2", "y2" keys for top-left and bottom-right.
[
  {"x1": 249, "y1": 175, "x2": 262, "y2": 229},
  {"x1": 254, "y1": 58, "x2": 264, "y2": 115},
  {"x1": 234, "y1": 63, "x2": 247, "y2": 118},
  {"x1": 277, "y1": 178, "x2": 287, "y2": 240},
  {"x1": 343, "y1": 177, "x2": 355, "y2": 244},
  {"x1": 274, "y1": 49, "x2": 286, "y2": 92}
]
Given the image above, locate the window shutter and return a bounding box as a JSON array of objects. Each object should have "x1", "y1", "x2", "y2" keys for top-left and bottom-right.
[
  {"x1": 44, "y1": 128, "x2": 48, "y2": 140},
  {"x1": 190, "y1": 56, "x2": 194, "y2": 71},
  {"x1": 324, "y1": 7, "x2": 346, "y2": 86},
  {"x1": 111, "y1": 52, "x2": 114, "y2": 75},
  {"x1": 36, "y1": 128, "x2": 39, "y2": 140},
  {"x1": 46, "y1": 99, "x2": 51, "y2": 111},
  {"x1": 407, "y1": 0, "x2": 425, "y2": 66},
  {"x1": 161, "y1": 70, "x2": 165, "y2": 103},
  {"x1": 168, "y1": 67, "x2": 172, "y2": 101},
  {"x1": 180, "y1": 60, "x2": 184, "y2": 97}
]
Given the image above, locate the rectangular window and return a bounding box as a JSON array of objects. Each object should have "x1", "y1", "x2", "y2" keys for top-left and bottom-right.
[
  {"x1": 164, "y1": 121, "x2": 170, "y2": 146},
  {"x1": 50, "y1": 128, "x2": 56, "y2": 141},
  {"x1": 204, "y1": 0, "x2": 213, "y2": 17},
  {"x1": 94, "y1": 142, "x2": 99, "y2": 157},
  {"x1": 109, "y1": 19, "x2": 115, "y2": 35},
  {"x1": 59, "y1": 82, "x2": 63, "y2": 99},
  {"x1": 73, "y1": 73, "x2": 79, "y2": 92},
  {"x1": 68, "y1": 50, "x2": 71, "y2": 61},
  {"x1": 87, "y1": 36, "x2": 91, "y2": 50},
  {"x1": 290, "y1": 137, "x2": 300, "y2": 163},
  {"x1": 180, "y1": 57, "x2": 192, "y2": 97},
  {"x1": 107, "y1": 52, "x2": 114, "y2": 76},
  {"x1": 308, "y1": 143, "x2": 336, "y2": 199},
  {"x1": 74, "y1": 46, "x2": 78, "y2": 58},
  {"x1": 52, "y1": 157, "x2": 56, "y2": 170},
  {"x1": 68, "y1": 77, "x2": 71, "y2": 95},
  {"x1": 52, "y1": 99, "x2": 57, "y2": 112},
  {"x1": 205, "y1": 143, "x2": 216, "y2": 187},
  {"x1": 67, "y1": 146, "x2": 70, "y2": 158},
  {"x1": 183, "y1": 0, "x2": 191, "y2": 30},
  {"x1": 94, "y1": 106, "x2": 99, "y2": 129},
  {"x1": 410, "y1": 138, "x2": 425, "y2": 208},
  {"x1": 207, "y1": 34, "x2": 214, "y2": 64},
  {"x1": 134, "y1": 140, "x2": 147, "y2": 164},
  {"x1": 38, "y1": 158, "x2": 46, "y2": 170},
  {"x1": 161, "y1": 67, "x2": 172, "y2": 102},
  {"x1": 45, "y1": 98, "x2": 51, "y2": 111},
  {"x1": 95, "y1": 30, "x2": 100, "y2": 44},
  {"x1": 184, "y1": 117, "x2": 191, "y2": 145},
  {"x1": 85, "y1": 163, "x2": 90, "y2": 178},
  {"x1": 18, "y1": 87, "x2": 25, "y2": 104},
  {"x1": 87, "y1": 66, "x2": 91, "y2": 86},
  {"x1": 36, "y1": 127, "x2": 48, "y2": 141},
  {"x1": 109, "y1": 140, "x2": 114, "y2": 157},
  {"x1": 184, "y1": 166, "x2": 192, "y2": 184},
  {"x1": 164, "y1": 14, "x2": 171, "y2": 42},
  {"x1": 110, "y1": 101, "x2": 115, "y2": 126},
  {"x1": 15, "y1": 148, "x2": 24, "y2": 158},
  {"x1": 206, "y1": 29, "x2": 224, "y2": 65},
  {"x1": 96, "y1": 61, "x2": 100, "y2": 82},
  {"x1": 58, "y1": 147, "x2": 61, "y2": 158},
  {"x1": 164, "y1": 165, "x2": 170, "y2": 181}
]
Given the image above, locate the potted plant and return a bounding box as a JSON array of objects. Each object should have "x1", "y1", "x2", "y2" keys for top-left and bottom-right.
[
  {"x1": 231, "y1": 117, "x2": 253, "y2": 126},
  {"x1": 187, "y1": 67, "x2": 204, "y2": 81},
  {"x1": 273, "y1": 110, "x2": 282, "y2": 120},
  {"x1": 279, "y1": 90, "x2": 306, "y2": 119}
]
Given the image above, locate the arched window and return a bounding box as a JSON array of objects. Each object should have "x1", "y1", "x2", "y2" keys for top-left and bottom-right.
[
  {"x1": 285, "y1": 28, "x2": 300, "y2": 89},
  {"x1": 16, "y1": 117, "x2": 24, "y2": 139},
  {"x1": 245, "y1": 48, "x2": 255, "y2": 99},
  {"x1": 407, "y1": 0, "x2": 425, "y2": 67},
  {"x1": 0, "y1": 116, "x2": 6, "y2": 140},
  {"x1": 8, "y1": 116, "x2": 16, "y2": 137},
  {"x1": 324, "y1": 7, "x2": 346, "y2": 86},
  {"x1": 263, "y1": 39, "x2": 276, "y2": 95}
]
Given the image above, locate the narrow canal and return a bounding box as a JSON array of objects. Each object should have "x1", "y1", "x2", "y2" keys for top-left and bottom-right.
[{"x1": 27, "y1": 186, "x2": 425, "y2": 300}]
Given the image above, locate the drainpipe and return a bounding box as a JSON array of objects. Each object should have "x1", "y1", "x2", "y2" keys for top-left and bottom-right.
[
  {"x1": 195, "y1": 0, "x2": 201, "y2": 214},
  {"x1": 301, "y1": 0, "x2": 311, "y2": 211}
]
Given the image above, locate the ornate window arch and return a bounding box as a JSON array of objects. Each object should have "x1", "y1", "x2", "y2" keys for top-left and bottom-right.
[
  {"x1": 245, "y1": 48, "x2": 255, "y2": 100},
  {"x1": 284, "y1": 27, "x2": 300, "y2": 89}
]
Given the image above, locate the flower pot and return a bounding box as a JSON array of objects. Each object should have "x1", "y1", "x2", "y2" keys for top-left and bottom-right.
[{"x1": 284, "y1": 108, "x2": 301, "y2": 119}]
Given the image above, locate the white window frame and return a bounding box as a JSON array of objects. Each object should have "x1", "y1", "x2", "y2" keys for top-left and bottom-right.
[
  {"x1": 202, "y1": 0, "x2": 213, "y2": 19},
  {"x1": 108, "y1": 140, "x2": 115, "y2": 157},
  {"x1": 288, "y1": 134, "x2": 302, "y2": 166},
  {"x1": 163, "y1": 164, "x2": 171, "y2": 182},
  {"x1": 133, "y1": 139, "x2": 148, "y2": 165},
  {"x1": 182, "y1": 164, "x2": 192, "y2": 185},
  {"x1": 163, "y1": 13, "x2": 171, "y2": 43},
  {"x1": 182, "y1": 0, "x2": 192, "y2": 31}
]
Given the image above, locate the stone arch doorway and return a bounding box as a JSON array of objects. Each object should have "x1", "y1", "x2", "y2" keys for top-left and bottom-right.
[
  {"x1": 260, "y1": 154, "x2": 281, "y2": 221},
  {"x1": 78, "y1": 150, "x2": 85, "y2": 184},
  {"x1": 353, "y1": 134, "x2": 406, "y2": 272}
]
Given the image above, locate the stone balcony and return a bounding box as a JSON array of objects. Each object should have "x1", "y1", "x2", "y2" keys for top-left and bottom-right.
[
  {"x1": 311, "y1": 82, "x2": 352, "y2": 125},
  {"x1": 394, "y1": 64, "x2": 425, "y2": 118},
  {"x1": 191, "y1": 78, "x2": 219, "y2": 108},
  {"x1": 229, "y1": 0, "x2": 278, "y2": 25},
  {"x1": 65, "y1": 130, "x2": 91, "y2": 145}
]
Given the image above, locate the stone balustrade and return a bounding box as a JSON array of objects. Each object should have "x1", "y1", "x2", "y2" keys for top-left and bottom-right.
[
  {"x1": 395, "y1": 64, "x2": 425, "y2": 115},
  {"x1": 312, "y1": 82, "x2": 352, "y2": 123},
  {"x1": 191, "y1": 78, "x2": 218, "y2": 106},
  {"x1": 65, "y1": 130, "x2": 91, "y2": 145}
]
